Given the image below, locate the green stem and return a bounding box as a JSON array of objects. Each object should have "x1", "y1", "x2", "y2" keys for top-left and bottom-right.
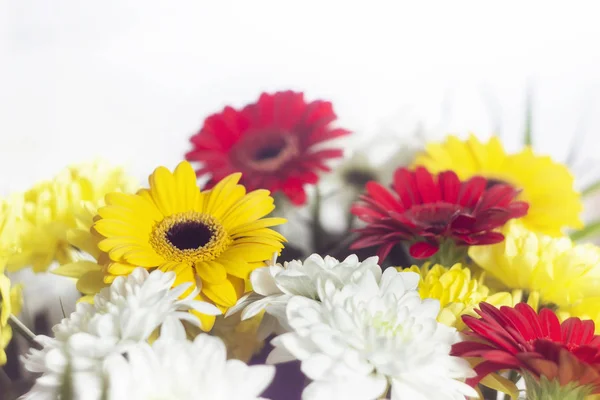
[
  {"x1": 8, "y1": 314, "x2": 38, "y2": 347},
  {"x1": 311, "y1": 185, "x2": 325, "y2": 254},
  {"x1": 523, "y1": 372, "x2": 591, "y2": 400}
]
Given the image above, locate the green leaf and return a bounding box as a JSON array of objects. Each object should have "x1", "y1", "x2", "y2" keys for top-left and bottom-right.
[
  {"x1": 524, "y1": 88, "x2": 533, "y2": 147},
  {"x1": 570, "y1": 220, "x2": 600, "y2": 241},
  {"x1": 581, "y1": 179, "x2": 600, "y2": 197}
]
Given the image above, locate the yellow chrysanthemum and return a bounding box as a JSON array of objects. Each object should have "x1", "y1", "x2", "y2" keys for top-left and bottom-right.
[
  {"x1": 82, "y1": 161, "x2": 286, "y2": 331},
  {"x1": 0, "y1": 272, "x2": 23, "y2": 365},
  {"x1": 412, "y1": 134, "x2": 583, "y2": 236},
  {"x1": 52, "y1": 202, "x2": 107, "y2": 303},
  {"x1": 0, "y1": 197, "x2": 23, "y2": 272},
  {"x1": 557, "y1": 297, "x2": 600, "y2": 334},
  {"x1": 7, "y1": 160, "x2": 138, "y2": 273},
  {"x1": 469, "y1": 219, "x2": 600, "y2": 310},
  {"x1": 402, "y1": 263, "x2": 513, "y2": 330}
]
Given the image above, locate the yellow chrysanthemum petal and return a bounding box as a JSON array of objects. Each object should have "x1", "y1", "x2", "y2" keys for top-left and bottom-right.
[
  {"x1": 413, "y1": 134, "x2": 583, "y2": 235},
  {"x1": 5, "y1": 161, "x2": 138, "y2": 272},
  {"x1": 469, "y1": 220, "x2": 600, "y2": 309},
  {"x1": 76, "y1": 270, "x2": 108, "y2": 295},
  {"x1": 53, "y1": 261, "x2": 102, "y2": 279},
  {"x1": 401, "y1": 263, "x2": 514, "y2": 330},
  {"x1": 1, "y1": 272, "x2": 24, "y2": 366}
]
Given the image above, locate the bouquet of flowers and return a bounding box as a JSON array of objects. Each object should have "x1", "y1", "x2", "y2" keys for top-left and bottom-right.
[{"x1": 2, "y1": 90, "x2": 600, "y2": 400}]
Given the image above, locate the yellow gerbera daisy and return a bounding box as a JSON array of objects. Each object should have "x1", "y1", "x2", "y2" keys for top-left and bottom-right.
[
  {"x1": 401, "y1": 263, "x2": 513, "y2": 330},
  {"x1": 412, "y1": 134, "x2": 583, "y2": 236},
  {"x1": 88, "y1": 161, "x2": 286, "y2": 331},
  {"x1": 0, "y1": 272, "x2": 23, "y2": 365},
  {"x1": 7, "y1": 160, "x2": 138, "y2": 273},
  {"x1": 469, "y1": 220, "x2": 600, "y2": 310}
]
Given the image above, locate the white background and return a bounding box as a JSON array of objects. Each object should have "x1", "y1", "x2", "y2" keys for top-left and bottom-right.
[{"x1": 1, "y1": 1, "x2": 600, "y2": 192}]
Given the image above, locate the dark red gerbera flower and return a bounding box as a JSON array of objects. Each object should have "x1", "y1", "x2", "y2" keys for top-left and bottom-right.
[
  {"x1": 452, "y1": 302, "x2": 600, "y2": 395},
  {"x1": 185, "y1": 91, "x2": 351, "y2": 205},
  {"x1": 349, "y1": 166, "x2": 528, "y2": 261}
]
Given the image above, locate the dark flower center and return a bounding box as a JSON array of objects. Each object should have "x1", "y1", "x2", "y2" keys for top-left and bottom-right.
[
  {"x1": 166, "y1": 221, "x2": 213, "y2": 250},
  {"x1": 234, "y1": 132, "x2": 299, "y2": 172},
  {"x1": 407, "y1": 203, "x2": 461, "y2": 230},
  {"x1": 254, "y1": 144, "x2": 285, "y2": 161},
  {"x1": 343, "y1": 169, "x2": 377, "y2": 188}
]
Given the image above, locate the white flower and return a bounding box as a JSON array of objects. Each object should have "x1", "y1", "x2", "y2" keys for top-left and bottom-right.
[
  {"x1": 22, "y1": 268, "x2": 221, "y2": 400},
  {"x1": 228, "y1": 254, "x2": 381, "y2": 339},
  {"x1": 105, "y1": 334, "x2": 275, "y2": 400},
  {"x1": 267, "y1": 268, "x2": 477, "y2": 400}
]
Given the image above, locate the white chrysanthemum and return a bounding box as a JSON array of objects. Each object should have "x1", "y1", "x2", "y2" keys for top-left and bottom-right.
[
  {"x1": 267, "y1": 268, "x2": 477, "y2": 400},
  {"x1": 22, "y1": 268, "x2": 221, "y2": 400},
  {"x1": 228, "y1": 254, "x2": 381, "y2": 339},
  {"x1": 105, "y1": 334, "x2": 275, "y2": 400}
]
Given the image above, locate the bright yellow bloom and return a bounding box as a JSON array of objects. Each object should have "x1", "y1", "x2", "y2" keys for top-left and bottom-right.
[
  {"x1": 0, "y1": 272, "x2": 22, "y2": 365},
  {"x1": 469, "y1": 220, "x2": 600, "y2": 309},
  {"x1": 7, "y1": 160, "x2": 138, "y2": 273},
  {"x1": 402, "y1": 263, "x2": 513, "y2": 330},
  {"x1": 84, "y1": 161, "x2": 285, "y2": 331},
  {"x1": 0, "y1": 197, "x2": 23, "y2": 272},
  {"x1": 52, "y1": 202, "x2": 107, "y2": 303},
  {"x1": 412, "y1": 134, "x2": 583, "y2": 236},
  {"x1": 557, "y1": 297, "x2": 600, "y2": 335}
]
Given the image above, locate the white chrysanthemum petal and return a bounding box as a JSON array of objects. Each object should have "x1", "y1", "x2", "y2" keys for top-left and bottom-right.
[
  {"x1": 22, "y1": 268, "x2": 222, "y2": 399},
  {"x1": 269, "y1": 267, "x2": 477, "y2": 399},
  {"x1": 105, "y1": 335, "x2": 274, "y2": 400},
  {"x1": 230, "y1": 253, "x2": 383, "y2": 338}
]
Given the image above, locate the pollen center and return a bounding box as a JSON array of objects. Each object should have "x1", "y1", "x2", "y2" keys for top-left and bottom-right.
[
  {"x1": 166, "y1": 221, "x2": 213, "y2": 250},
  {"x1": 149, "y1": 211, "x2": 231, "y2": 262}
]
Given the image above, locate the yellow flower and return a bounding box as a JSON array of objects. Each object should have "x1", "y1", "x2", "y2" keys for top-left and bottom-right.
[
  {"x1": 469, "y1": 220, "x2": 600, "y2": 310},
  {"x1": 402, "y1": 263, "x2": 513, "y2": 330},
  {"x1": 0, "y1": 197, "x2": 23, "y2": 272},
  {"x1": 0, "y1": 272, "x2": 23, "y2": 365},
  {"x1": 412, "y1": 134, "x2": 583, "y2": 236},
  {"x1": 84, "y1": 161, "x2": 285, "y2": 331},
  {"x1": 556, "y1": 297, "x2": 600, "y2": 334},
  {"x1": 7, "y1": 160, "x2": 138, "y2": 273},
  {"x1": 52, "y1": 202, "x2": 107, "y2": 303}
]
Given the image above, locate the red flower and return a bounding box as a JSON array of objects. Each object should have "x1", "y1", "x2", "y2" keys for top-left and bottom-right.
[
  {"x1": 185, "y1": 91, "x2": 350, "y2": 205},
  {"x1": 349, "y1": 167, "x2": 528, "y2": 261},
  {"x1": 452, "y1": 302, "x2": 600, "y2": 392}
]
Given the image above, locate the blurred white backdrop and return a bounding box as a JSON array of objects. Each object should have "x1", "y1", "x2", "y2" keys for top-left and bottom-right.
[{"x1": 1, "y1": 1, "x2": 600, "y2": 193}]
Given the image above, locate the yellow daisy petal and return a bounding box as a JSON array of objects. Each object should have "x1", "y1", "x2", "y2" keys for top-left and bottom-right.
[{"x1": 194, "y1": 260, "x2": 228, "y2": 284}]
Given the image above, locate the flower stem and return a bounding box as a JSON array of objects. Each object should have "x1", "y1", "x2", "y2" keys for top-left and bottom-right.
[{"x1": 8, "y1": 314, "x2": 39, "y2": 348}]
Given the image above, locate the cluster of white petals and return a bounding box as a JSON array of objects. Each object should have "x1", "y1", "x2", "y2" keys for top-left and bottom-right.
[
  {"x1": 22, "y1": 268, "x2": 223, "y2": 399},
  {"x1": 228, "y1": 254, "x2": 381, "y2": 339},
  {"x1": 266, "y1": 266, "x2": 477, "y2": 400},
  {"x1": 105, "y1": 333, "x2": 275, "y2": 400}
]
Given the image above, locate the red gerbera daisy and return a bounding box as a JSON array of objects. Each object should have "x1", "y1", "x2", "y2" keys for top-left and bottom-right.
[
  {"x1": 453, "y1": 302, "x2": 600, "y2": 395},
  {"x1": 349, "y1": 166, "x2": 528, "y2": 261},
  {"x1": 185, "y1": 91, "x2": 350, "y2": 205}
]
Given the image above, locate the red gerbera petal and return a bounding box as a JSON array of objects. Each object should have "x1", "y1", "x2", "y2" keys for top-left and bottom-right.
[
  {"x1": 453, "y1": 302, "x2": 600, "y2": 393},
  {"x1": 185, "y1": 91, "x2": 351, "y2": 205},
  {"x1": 350, "y1": 167, "x2": 528, "y2": 262}
]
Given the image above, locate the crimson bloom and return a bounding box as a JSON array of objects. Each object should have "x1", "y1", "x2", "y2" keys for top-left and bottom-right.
[
  {"x1": 349, "y1": 167, "x2": 528, "y2": 261},
  {"x1": 453, "y1": 302, "x2": 600, "y2": 394},
  {"x1": 185, "y1": 91, "x2": 350, "y2": 205}
]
